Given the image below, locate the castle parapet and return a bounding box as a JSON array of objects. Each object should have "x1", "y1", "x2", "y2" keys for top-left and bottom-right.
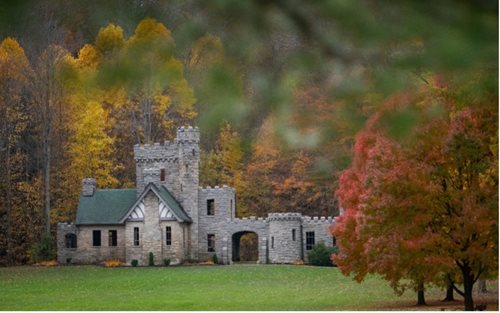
[
  {"x1": 175, "y1": 126, "x2": 200, "y2": 144},
  {"x1": 267, "y1": 212, "x2": 302, "y2": 222},
  {"x1": 134, "y1": 141, "x2": 177, "y2": 162}
]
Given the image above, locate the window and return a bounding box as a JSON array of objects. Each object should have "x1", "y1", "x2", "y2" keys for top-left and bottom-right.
[
  {"x1": 207, "y1": 199, "x2": 215, "y2": 216},
  {"x1": 271, "y1": 236, "x2": 274, "y2": 249},
  {"x1": 166, "y1": 226, "x2": 172, "y2": 246},
  {"x1": 207, "y1": 234, "x2": 215, "y2": 252},
  {"x1": 332, "y1": 236, "x2": 337, "y2": 246},
  {"x1": 192, "y1": 149, "x2": 196, "y2": 156},
  {"x1": 92, "y1": 230, "x2": 101, "y2": 247},
  {"x1": 108, "y1": 230, "x2": 117, "y2": 246},
  {"x1": 292, "y1": 229, "x2": 296, "y2": 241},
  {"x1": 65, "y1": 233, "x2": 77, "y2": 248},
  {"x1": 134, "y1": 227, "x2": 140, "y2": 246},
  {"x1": 160, "y1": 168, "x2": 165, "y2": 182},
  {"x1": 306, "y1": 232, "x2": 315, "y2": 250}
]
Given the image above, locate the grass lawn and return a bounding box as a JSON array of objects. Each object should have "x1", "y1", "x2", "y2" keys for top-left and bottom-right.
[{"x1": 0, "y1": 264, "x2": 496, "y2": 310}]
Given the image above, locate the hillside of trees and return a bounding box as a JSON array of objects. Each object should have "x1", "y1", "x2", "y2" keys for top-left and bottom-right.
[{"x1": 0, "y1": 1, "x2": 497, "y2": 310}]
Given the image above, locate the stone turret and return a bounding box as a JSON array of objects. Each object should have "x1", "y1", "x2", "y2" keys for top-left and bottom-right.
[
  {"x1": 175, "y1": 126, "x2": 200, "y2": 259},
  {"x1": 268, "y1": 213, "x2": 302, "y2": 263},
  {"x1": 82, "y1": 178, "x2": 96, "y2": 197}
]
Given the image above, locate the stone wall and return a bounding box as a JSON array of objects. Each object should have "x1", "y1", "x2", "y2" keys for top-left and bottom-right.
[
  {"x1": 302, "y1": 216, "x2": 336, "y2": 262},
  {"x1": 197, "y1": 186, "x2": 236, "y2": 262},
  {"x1": 57, "y1": 223, "x2": 126, "y2": 264},
  {"x1": 268, "y1": 213, "x2": 302, "y2": 263}
]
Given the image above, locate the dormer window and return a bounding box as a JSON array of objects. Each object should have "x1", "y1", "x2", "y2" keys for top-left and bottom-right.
[{"x1": 160, "y1": 168, "x2": 165, "y2": 182}]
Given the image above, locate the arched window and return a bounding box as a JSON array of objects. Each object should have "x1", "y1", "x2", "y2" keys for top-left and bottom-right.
[{"x1": 65, "y1": 233, "x2": 77, "y2": 249}]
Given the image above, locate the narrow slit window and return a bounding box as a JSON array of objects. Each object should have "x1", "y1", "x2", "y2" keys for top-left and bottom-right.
[
  {"x1": 292, "y1": 229, "x2": 296, "y2": 241},
  {"x1": 271, "y1": 236, "x2": 274, "y2": 249},
  {"x1": 207, "y1": 199, "x2": 215, "y2": 216},
  {"x1": 134, "y1": 227, "x2": 140, "y2": 246},
  {"x1": 332, "y1": 236, "x2": 337, "y2": 246},
  {"x1": 92, "y1": 230, "x2": 101, "y2": 247},
  {"x1": 160, "y1": 168, "x2": 165, "y2": 182},
  {"x1": 166, "y1": 226, "x2": 172, "y2": 246},
  {"x1": 207, "y1": 234, "x2": 215, "y2": 252},
  {"x1": 108, "y1": 230, "x2": 117, "y2": 246}
]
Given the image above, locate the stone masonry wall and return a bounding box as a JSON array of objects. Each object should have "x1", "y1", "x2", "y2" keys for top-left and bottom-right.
[
  {"x1": 197, "y1": 186, "x2": 235, "y2": 262},
  {"x1": 268, "y1": 213, "x2": 302, "y2": 263},
  {"x1": 57, "y1": 224, "x2": 126, "y2": 264},
  {"x1": 302, "y1": 216, "x2": 336, "y2": 262}
]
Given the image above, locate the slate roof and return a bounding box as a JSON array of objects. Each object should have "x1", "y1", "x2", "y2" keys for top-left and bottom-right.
[
  {"x1": 156, "y1": 185, "x2": 192, "y2": 222},
  {"x1": 76, "y1": 189, "x2": 137, "y2": 225},
  {"x1": 76, "y1": 184, "x2": 192, "y2": 225}
]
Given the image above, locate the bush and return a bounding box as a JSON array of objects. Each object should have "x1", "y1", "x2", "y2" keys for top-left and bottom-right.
[
  {"x1": 131, "y1": 259, "x2": 138, "y2": 267},
  {"x1": 30, "y1": 233, "x2": 54, "y2": 263},
  {"x1": 211, "y1": 254, "x2": 218, "y2": 264},
  {"x1": 148, "y1": 252, "x2": 155, "y2": 266},
  {"x1": 307, "y1": 243, "x2": 338, "y2": 267},
  {"x1": 163, "y1": 258, "x2": 170, "y2": 266}
]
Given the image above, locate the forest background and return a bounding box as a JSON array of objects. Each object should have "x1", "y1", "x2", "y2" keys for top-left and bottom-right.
[{"x1": 0, "y1": 0, "x2": 496, "y2": 269}]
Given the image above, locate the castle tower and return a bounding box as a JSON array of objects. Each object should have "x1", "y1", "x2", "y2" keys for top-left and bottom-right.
[
  {"x1": 175, "y1": 126, "x2": 200, "y2": 259},
  {"x1": 268, "y1": 213, "x2": 302, "y2": 263}
]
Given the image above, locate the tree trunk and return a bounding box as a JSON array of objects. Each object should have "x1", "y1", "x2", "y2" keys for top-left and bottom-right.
[
  {"x1": 417, "y1": 281, "x2": 427, "y2": 306},
  {"x1": 461, "y1": 264, "x2": 475, "y2": 311},
  {"x1": 443, "y1": 275, "x2": 455, "y2": 301},
  {"x1": 43, "y1": 122, "x2": 51, "y2": 238},
  {"x1": 478, "y1": 280, "x2": 487, "y2": 294},
  {"x1": 5, "y1": 148, "x2": 12, "y2": 265}
]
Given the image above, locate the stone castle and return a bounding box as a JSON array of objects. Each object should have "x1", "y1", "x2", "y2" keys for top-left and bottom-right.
[{"x1": 57, "y1": 126, "x2": 336, "y2": 265}]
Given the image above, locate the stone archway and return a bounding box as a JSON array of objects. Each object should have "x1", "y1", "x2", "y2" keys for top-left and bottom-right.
[{"x1": 232, "y1": 231, "x2": 259, "y2": 263}]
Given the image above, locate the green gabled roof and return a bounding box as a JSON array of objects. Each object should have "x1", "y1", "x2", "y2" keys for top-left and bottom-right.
[
  {"x1": 157, "y1": 185, "x2": 192, "y2": 223},
  {"x1": 76, "y1": 189, "x2": 137, "y2": 225}
]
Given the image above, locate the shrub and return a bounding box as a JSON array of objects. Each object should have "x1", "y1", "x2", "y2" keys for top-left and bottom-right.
[
  {"x1": 163, "y1": 258, "x2": 171, "y2": 266},
  {"x1": 307, "y1": 243, "x2": 338, "y2": 267},
  {"x1": 131, "y1": 259, "x2": 138, "y2": 267},
  {"x1": 104, "y1": 259, "x2": 125, "y2": 267},
  {"x1": 30, "y1": 233, "x2": 54, "y2": 263},
  {"x1": 211, "y1": 254, "x2": 218, "y2": 264},
  {"x1": 148, "y1": 252, "x2": 155, "y2": 266}
]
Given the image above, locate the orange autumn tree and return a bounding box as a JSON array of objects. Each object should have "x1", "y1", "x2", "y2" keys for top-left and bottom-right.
[{"x1": 332, "y1": 86, "x2": 498, "y2": 310}]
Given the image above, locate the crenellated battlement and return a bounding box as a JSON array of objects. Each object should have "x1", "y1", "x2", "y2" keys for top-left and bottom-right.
[
  {"x1": 175, "y1": 126, "x2": 200, "y2": 144},
  {"x1": 133, "y1": 141, "x2": 177, "y2": 162},
  {"x1": 199, "y1": 185, "x2": 235, "y2": 193},
  {"x1": 267, "y1": 212, "x2": 303, "y2": 222},
  {"x1": 302, "y1": 216, "x2": 334, "y2": 223}
]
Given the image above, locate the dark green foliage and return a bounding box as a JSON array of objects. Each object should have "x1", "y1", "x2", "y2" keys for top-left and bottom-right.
[
  {"x1": 131, "y1": 259, "x2": 138, "y2": 267},
  {"x1": 163, "y1": 258, "x2": 170, "y2": 266},
  {"x1": 148, "y1": 252, "x2": 155, "y2": 266},
  {"x1": 307, "y1": 243, "x2": 338, "y2": 267},
  {"x1": 211, "y1": 253, "x2": 218, "y2": 264},
  {"x1": 30, "y1": 233, "x2": 54, "y2": 262}
]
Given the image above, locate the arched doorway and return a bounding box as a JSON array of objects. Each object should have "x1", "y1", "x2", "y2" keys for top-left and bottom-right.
[{"x1": 232, "y1": 231, "x2": 259, "y2": 262}]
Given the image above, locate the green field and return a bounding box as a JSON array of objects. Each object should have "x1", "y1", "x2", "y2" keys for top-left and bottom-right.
[{"x1": 0, "y1": 264, "x2": 452, "y2": 310}]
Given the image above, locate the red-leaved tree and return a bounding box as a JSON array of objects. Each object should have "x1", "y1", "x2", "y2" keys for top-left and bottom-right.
[{"x1": 332, "y1": 86, "x2": 498, "y2": 310}]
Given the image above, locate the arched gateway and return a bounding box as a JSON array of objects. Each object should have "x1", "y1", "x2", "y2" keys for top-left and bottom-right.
[{"x1": 232, "y1": 231, "x2": 259, "y2": 262}]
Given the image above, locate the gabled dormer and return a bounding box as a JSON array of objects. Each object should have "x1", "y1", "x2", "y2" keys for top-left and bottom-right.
[{"x1": 119, "y1": 183, "x2": 192, "y2": 223}]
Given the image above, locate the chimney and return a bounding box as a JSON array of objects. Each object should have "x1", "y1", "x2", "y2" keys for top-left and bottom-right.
[{"x1": 82, "y1": 178, "x2": 96, "y2": 196}]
